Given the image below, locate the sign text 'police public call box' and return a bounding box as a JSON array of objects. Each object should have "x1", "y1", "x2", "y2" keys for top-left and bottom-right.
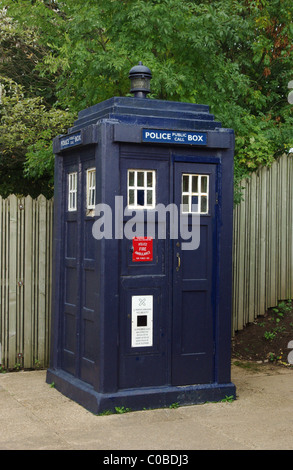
[{"x1": 47, "y1": 96, "x2": 236, "y2": 413}]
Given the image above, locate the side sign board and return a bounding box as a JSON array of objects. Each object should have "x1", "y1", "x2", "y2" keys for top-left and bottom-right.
[
  {"x1": 60, "y1": 131, "x2": 82, "y2": 150},
  {"x1": 142, "y1": 129, "x2": 207, "y2": 145}
]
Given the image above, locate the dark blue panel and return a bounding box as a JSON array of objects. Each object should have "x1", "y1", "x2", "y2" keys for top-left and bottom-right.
[
  {"x1": 65, "y1": 267, "x2": 78, "y2": 304},
  {"x1": 181, "y1": 291, "x2": 207, "y2": 354},
  {"x1": 84, "y1": 219, "x2": 95, "y2": 259},
  {"x1": 66, "y1": 221, "x2": 77, "y2": 258}
]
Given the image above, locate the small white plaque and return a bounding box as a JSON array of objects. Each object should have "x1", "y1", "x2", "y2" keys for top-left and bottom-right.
[{"x1": 131, "y1": 295, "x2": 153, "y2": 347}]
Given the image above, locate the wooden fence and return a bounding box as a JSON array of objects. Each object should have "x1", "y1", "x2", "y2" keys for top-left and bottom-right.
[
  {"x1": 232, "y1": 153, "x2": 293, "y2": 332},
  {"x1": 0, "y1": 195, "x2": 53, "y2": 370},
  {"x1": 0, "y1": 154, "x2": 292, "y2": 368}
]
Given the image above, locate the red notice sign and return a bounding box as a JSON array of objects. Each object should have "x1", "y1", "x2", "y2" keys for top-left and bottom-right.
[{"x1": 132, "y1": 237, "x2": 153, "y2": 262}]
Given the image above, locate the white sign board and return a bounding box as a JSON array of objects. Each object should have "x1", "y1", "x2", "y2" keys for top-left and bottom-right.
[{"x1": 131, "y1": 295, "x2": 153, "y2": 348}]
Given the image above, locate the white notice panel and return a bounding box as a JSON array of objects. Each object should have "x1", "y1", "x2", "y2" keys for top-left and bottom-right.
[{"x1": 131, "y1": 295, "x2": 153, "y2": 347}]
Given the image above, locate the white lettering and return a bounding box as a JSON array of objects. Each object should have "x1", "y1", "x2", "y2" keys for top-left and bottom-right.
[
  {"x1": 144, "y1": 130, "x2": 205, "y2": 144},
  {"x1": 147, "y1": 454, "x2": 188, "y2": 466},
  {"x1": 103, "y1": 455, "x2": 138, "y2": 467},
  {"x1": 92, "y1": 198, "x2": 200, "y2": 250},
  {"x1": 187, "y1": 134, "x2": 204, "y2": 142}
]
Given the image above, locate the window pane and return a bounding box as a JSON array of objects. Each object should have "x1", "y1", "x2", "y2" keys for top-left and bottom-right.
[
  {"x1": 147, "y1": 190, "x2": 153, "y2": 205},
  {"x1": 129, "y1": 189, "x2": 134, "y2": 205},
  {"x1": 137, "y1": 172, "x2": 144, "y2": 187},
  {"x1": 201, "y1": 196, "x2": 208, "y2": 213},
  {"x1": 182, "y1": 195, "x2": 189, "y2": 212},
  {"x1": 137, "y1": 189, "x2": 145, "y2": 206},
  {"x1": 90, "y1": 189, "x2": 95, "y2": 207},
  {"x1": 147, "y1": 172, "x2": 153, "y2": 187},
  {"x1": 192, "y1": 175, "x2": 198, "y2": 193},
  {"x1": 89, "y1": 171, "x2": 93, "y2": 187},
  {"x1": 129, "y1": 171, "x2": 134, "y2": 187},
  {"x1": 183, "y1": 175, "x2": 189, "y2": 192},
  {"x1": 191, "y1": 195, "x2": 199, "y2": 212},
  {"x1": 201, "y1": 176, "x2": 208, "y2": 193}
]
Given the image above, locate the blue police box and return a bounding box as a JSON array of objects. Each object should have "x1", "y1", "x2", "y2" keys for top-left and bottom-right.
[{"x1": 46, "y1": 63, "x2": 236, "y2": 413}]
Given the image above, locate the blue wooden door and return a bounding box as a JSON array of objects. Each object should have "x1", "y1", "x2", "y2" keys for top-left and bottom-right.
[
  {"x1": 118, "y1": 155, "x2": 218, "y2": 389},
  {"x1": 61, "y1": 155, "x2": 98, "y2": 386},
  {"x1": 118, "y1": 156, "x2": 170, "y2": 389},
  {"x1": 172, "y1": 161, "x2": 217, "y2": 385}
]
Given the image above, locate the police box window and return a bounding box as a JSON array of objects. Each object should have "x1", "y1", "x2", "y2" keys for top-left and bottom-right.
[
  {"x1": 68, "y1": 172, "x2": 77, "y2": 211},
  {"x1": 182, "y1": 174, "x2": 209, "y2": 214},
  {"x1": 128, "y1": 170, "x2": 156, "y2": 209},
  {"x1": 86, "y1": 168, "x2": 96, "y2": 209}
]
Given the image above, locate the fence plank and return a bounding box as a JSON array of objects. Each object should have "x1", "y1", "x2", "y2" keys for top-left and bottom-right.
[
  {"x1": 37, "y1": 195, "x2": 47, "y2": 367},
  {"x1": 8, "y1": 195, "x2": 17, "y2": 368},
  {"x1": 0, "y1": 196, "x2": 3, "y2": 366},
  {"x1": 23, "y1": 196, "x2": 33, "y2": 369},
  {"x1": 248, "y1": 172, "x2": 257, "y2": 323},
  {"x1": 280, "y1": 155, "x2": 288, "y2": 300},
  {"x1": 289, "y1": 156, "x2": 293, "y2": 300}
]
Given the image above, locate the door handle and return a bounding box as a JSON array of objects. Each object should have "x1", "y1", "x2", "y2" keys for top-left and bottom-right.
[{"x1": 176, "y1": 252, "x2": 181, "y2": 271}]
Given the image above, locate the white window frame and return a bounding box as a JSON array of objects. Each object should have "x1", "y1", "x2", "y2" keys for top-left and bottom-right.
[
  {"x1": 182, "y1": 173, "x2": 209, "y2": 214},
  {"x1": 86, "y1": 168, "x2": 96, "y2": 210},
  {"x1": 127, "y1": 169, "x2": 156, "y2": 209},
  {"x1": 68, "y1": 172, "x2": 77, "y2": 211}
]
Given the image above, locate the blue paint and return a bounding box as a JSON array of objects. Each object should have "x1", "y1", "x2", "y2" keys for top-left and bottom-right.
[{"x1": 142, "y1": 129, "x2": 207, "y2": 145}]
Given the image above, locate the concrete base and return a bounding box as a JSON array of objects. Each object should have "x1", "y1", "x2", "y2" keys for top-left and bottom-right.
[{"x1": 46, "y1": 368, "x2": 236, "y2": 414}]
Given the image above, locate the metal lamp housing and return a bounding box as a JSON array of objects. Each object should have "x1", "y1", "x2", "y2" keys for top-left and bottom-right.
[{"x1": 129, "y1": 61, "x2": 152, "y2": 98}]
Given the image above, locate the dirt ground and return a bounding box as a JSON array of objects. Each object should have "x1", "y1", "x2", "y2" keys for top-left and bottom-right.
[{"x1": 232, "y1": 299, "x2": 293, "y2": 366}]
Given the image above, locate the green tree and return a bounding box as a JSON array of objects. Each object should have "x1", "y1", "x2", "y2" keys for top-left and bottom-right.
[
  {"x1": 0, "y1": 7, "x2": 57, "y2": 104},
  {"x1": 0, "y1": 76, "x2": 72, "y2": 197},
  {"x1": 1, "y1": 0, "x2": 292, "y2": 196}
]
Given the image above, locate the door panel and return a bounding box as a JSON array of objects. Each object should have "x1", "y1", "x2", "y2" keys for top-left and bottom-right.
[{"x1": 172, "y1": 161, "x2": 217, "y2": 385}]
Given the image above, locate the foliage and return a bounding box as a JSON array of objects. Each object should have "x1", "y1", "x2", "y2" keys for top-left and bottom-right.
[
  {"x1": 0, "y1": 0, "x2": 292, "y2": 196},
  {"x1": 0, "y1": 76, "x2": 73, "y2": 197},
  {"x1": 0, "y1": 7, "x2": 57, "y2": 104}
]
